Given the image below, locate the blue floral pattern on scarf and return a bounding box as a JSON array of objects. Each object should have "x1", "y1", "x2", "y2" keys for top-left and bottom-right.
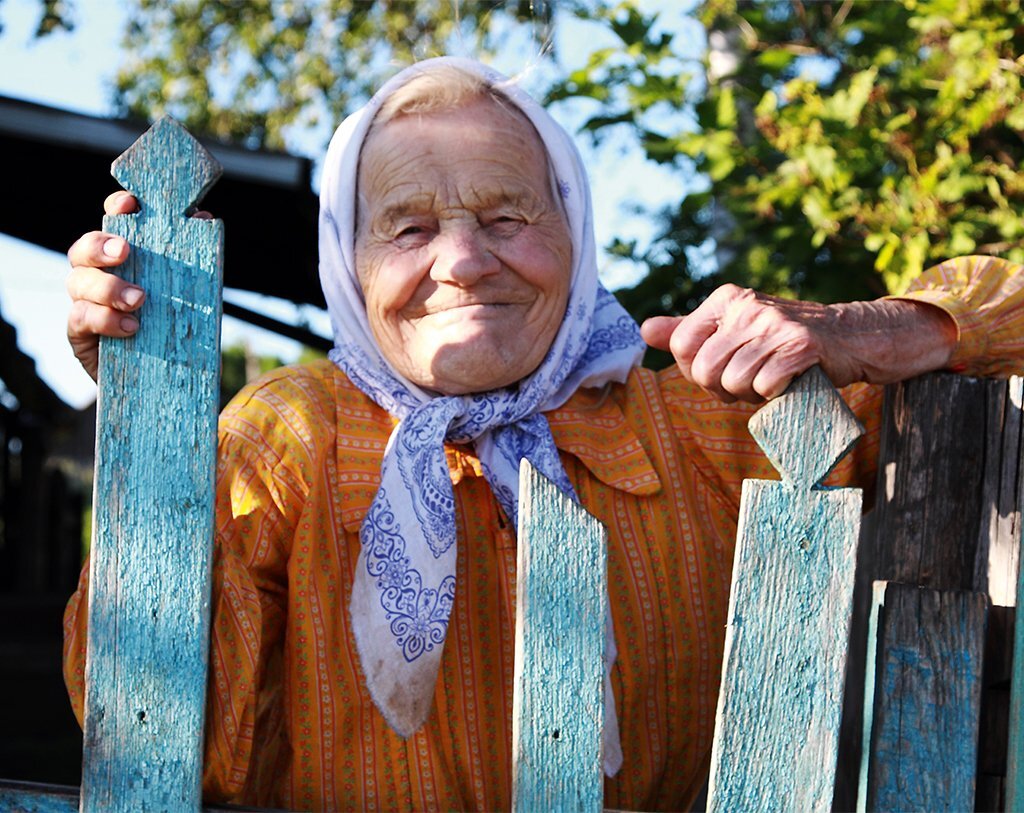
[{"x1": 363, "y1": 488, "x2": 457, "y2": 662}]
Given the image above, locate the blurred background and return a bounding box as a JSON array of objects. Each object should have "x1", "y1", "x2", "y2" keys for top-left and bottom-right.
[{"x1": 0, "y1": 0, "x2": 1020, "y2": 787}]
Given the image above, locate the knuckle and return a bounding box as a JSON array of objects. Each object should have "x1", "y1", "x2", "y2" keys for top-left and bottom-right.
[
  {"x1": 67, "y1": 231, "x2": 103, "y2": 264},
  {"x1": 67, "y1": 301, "x2": 90, "y2": 335},
  {"x1": 689, "y1": 356, "x2": 716, "y2": 389},
  {"x1": 719, "y1": 367, "x2": 746, "y2": 395},
  {"x1": 668, "y1": 329, "x2": 693, "y2": 363}
]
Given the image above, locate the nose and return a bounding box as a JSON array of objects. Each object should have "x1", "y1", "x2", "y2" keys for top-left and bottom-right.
[{"x1": 430, "y1": 224, "x2": 500, "y2": 285}]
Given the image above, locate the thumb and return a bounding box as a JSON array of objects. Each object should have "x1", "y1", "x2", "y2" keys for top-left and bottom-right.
[{"x1": 640, "y1": 315, "x2": 684, "y2": 350}]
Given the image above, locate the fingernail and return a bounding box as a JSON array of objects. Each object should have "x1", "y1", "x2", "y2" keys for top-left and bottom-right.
[
  {"x1": 103, "y1": 238, "x2": 125, "y2": 258},
  {"x1": 120, "y1": 316, "x2": 139, "y2": 334},
  {"x1": 122, "y1": 287, "x2": 144, "y2": 308}
]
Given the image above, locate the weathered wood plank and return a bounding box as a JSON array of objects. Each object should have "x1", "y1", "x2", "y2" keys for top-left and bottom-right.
[
  {"x1": 858, "y1": 582, "x2": 988, "y2": 812},
  {"x1": 81, "y1": 117, "x2": 223, "y2": 813},
  {"x1": 872, "y1": 374, "x2": 1023, "y2": 594},
  {"x1": 512, "y1": 460, "x2": 608, "y2": 813},
  {"x1": 977, "y1": 604, "x2": 1013, "y2": 812},
  {"x1": 974, "y1": 377, "x2": 1024, "y2": 605},
  {"x1": 0, "y1": 779, "x2": 289, "y2": 812},
  {"x1": 707, "y1": 367, "x2": 864, "y2": 813},
  {"x1": 1009, "y1": 559, "x2": 1024, "y2": 811},
  {"x1": 835, "y1": 374, "x2": 1024, "y2": 811}
]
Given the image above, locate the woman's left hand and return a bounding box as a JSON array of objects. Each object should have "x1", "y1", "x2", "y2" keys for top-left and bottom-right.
[{"x1": 640, "y1": 283, "x2": 958, "y2": 404}]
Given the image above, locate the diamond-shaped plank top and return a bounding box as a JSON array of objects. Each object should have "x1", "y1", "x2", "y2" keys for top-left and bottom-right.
[
  {"x1": 748, "y1": 365, "x2": 864, "y2": 488},
  {"x1": 111, "y1": 116, "x2": 222, "y2": 216}
]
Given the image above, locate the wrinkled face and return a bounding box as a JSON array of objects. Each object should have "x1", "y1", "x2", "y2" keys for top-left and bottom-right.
[{"x1": 354, "y1": 98, "x2": 573, "y2": 395}]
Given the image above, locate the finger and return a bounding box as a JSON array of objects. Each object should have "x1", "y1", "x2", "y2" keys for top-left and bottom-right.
[
  {"x1": 640, "y1": 315, "x2": 683, "y2": 350},
  {"x1": 104, "y1": 190, "x2": 140, "y2": 216},
  {"x1": 67, "y1": 230, "x2": 130, "y2": 270},
  {"x1": 67, "y1": 301, "x2": 140, "y2": 383},
  {"x1": 67, "y1": 300, "x2": 140, "y2": 341},
  {"x1": 66, "y1": 265, "x2": 145, "y2": 313},
  {"x1": 188, "y1": 208, "x2": 214, "y2": 220},
  {"x1": 715, "y1": 322, "x2": 820, "y2": 402},
  {"x1": 666, "y1": 311, "x2": 726, "y2": 381}
]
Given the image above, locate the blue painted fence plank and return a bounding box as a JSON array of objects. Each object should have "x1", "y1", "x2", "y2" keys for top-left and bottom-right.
[
  {"x1": 81, "y1": 117, "x2": 223, "y2": 813},
  {"x1": 858, "y1": 582, "x2": 988, "y2": 812},
  {"x1": 512, "y1": 460, "x2": 608, "y2": 813},
  {"x1": 707, "y1": 366, "x2": 864, "y2": 813},
  {"x1": 0, "y1": 780, "x2": 289, "y2": 812}
]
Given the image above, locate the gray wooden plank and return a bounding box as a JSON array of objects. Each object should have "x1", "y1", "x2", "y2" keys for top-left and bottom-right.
[
  {"x1": 859, "y1": 582, "x2": 988, "y2": 812},
  {"x1": 844, "y1": 373, "x2": 1024, "y2": 812},
  {"x1": 512, "y1": 460, "x2": 608, "y2": 813},
  {"x1": 1009, "y1": 580, "x2": 1024, "y2": 811},
  {"x1": 81, "y1": 117, "x2": 223, "y2": 813},
  {"x1": 974, "y1": 376, "x2": 1024, "y2": 605},
  {"x1": 976, "y1": 604, "x2": 1013, "y2": 812},
  {"x1": 707, "y1": 367, "x2": 864, "y2": 813},
  {"x1": 872, "y1": 374, "x2": 1017, "y2": 593}
]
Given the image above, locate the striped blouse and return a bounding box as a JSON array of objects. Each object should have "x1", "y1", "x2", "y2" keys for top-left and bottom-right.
[{"x1": 64, "y1": 256, "x2": 1024, "y2": 810}]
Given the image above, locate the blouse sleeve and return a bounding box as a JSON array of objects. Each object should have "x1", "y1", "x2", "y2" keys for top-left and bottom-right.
[
  {"x1": 200, "y1": 422, "x2": 294, "y2": 802},
  {"x1": 893, "y1": 254, "x2": 1024, "y2": 378}
]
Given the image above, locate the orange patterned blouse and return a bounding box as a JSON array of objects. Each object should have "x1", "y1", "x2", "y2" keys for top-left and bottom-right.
[{"x1": 64, "y1": 257, "x2": 1024, "y2": 811}]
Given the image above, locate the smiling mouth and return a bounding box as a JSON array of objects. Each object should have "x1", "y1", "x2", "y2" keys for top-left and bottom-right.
[{"x1": 421, "y1": 302, "x2": 521, "y2": 316}]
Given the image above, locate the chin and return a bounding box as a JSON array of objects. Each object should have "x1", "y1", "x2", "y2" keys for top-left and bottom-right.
[{"x1": 415, "y1": 348, "x2": 541, "y2": 396}]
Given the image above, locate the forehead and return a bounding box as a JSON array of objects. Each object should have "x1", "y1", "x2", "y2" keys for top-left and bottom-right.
[{"x1": 357, "y1": 98, "x2": 554, "y2": 215}]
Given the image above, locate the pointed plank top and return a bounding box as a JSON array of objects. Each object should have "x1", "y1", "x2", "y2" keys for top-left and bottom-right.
[
  {"x1": 748, "y1": 365, "x2": 864, "y2": 488},
  {"x1": 111, "y1": 116, "x2": 222, "y2": 215}
]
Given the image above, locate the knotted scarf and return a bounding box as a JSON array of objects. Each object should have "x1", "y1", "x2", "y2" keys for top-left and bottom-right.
[{"x1": 318, "y1": 57, "x2": 644, "y2": 775}]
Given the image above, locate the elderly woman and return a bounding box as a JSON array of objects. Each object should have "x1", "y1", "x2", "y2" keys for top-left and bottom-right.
[{"x1": 63, "y1": 58, "x2": 1024, "y2": 810}]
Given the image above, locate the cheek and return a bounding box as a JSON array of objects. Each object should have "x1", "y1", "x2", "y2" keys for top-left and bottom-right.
[{"x1": 356, "y1": 247, "x2": 424, "y2": 317}]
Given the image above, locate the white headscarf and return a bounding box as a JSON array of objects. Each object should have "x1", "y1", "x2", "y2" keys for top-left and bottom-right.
[{"x1": 319, "y1": 57, "x2": 643, "y2": 774}]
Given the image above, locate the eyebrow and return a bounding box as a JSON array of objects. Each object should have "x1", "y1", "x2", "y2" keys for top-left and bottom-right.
[{"x1": 374, "y1": 188, "x2": 546, "y2": 226}]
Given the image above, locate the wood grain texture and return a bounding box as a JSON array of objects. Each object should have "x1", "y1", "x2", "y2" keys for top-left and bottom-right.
[
  {"x1": 81, "y1": 117, "x2": 223, "y2": 813},
  {"x1": 872, "y1": 373, "x2": 1024, "y2": 595},
  {"x1": 833, "y1": 373, "x2": 1024, "y2": 811},
  {"x1": 512, "y1": 460, "x2": 608, "y2": 813},
  {"x1": 859, "y1": 582, "x2": 988, "y2": 813},
  {"x1": 707, "y1": 367, "x2": 863, "y2": 813},
  {"x1": 748, "y1": 366, "x2": 864, "y2": 489},
  {"x1": 0, "y1": 779, "x2": 290, "y2": 813},
  {"x1": 977, "y1": 604, "x2": 1012, "y2": 812},
  {"x1": 1009, "y1": 561, "x2": 1024, "y2": 811}
]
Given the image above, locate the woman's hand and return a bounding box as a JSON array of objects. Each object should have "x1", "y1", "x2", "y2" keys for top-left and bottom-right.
[
  {"x1": 641, "y1": 283, "x2": 958, "y2": 404},
  {"x1": 66, "y1": 192, "x2": 214, "y2": 381},
  {"x1": 66, "y1": 191, "x2": 144, "y2": 380}
]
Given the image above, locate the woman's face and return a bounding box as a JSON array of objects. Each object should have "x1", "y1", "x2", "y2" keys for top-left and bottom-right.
[{"x1": 354, "y1": 98, "x2": 573, "y2": 395}]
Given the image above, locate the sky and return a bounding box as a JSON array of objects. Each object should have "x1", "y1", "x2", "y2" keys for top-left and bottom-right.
[{"x1": 0, "y1": 0, "x2": 702, "y2": 409}]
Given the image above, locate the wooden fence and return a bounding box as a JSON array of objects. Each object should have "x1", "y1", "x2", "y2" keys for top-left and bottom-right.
[{"x1": 1, "y1": 120, "x2": 1022, "y2": 813}]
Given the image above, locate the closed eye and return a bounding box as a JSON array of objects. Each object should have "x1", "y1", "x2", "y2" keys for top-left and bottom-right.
[
  {"x1": 486, "y1": 215, "x2": 525, "y2": 235},
  {"x1": 393, "y1": 224, "x2": 433, "y2": 246}
]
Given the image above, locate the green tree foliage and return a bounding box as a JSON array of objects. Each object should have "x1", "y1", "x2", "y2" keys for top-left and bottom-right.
[
  {"x1": 554, "y1": 0, "x2": 1024, "y2": 326},
  {"x1": 114, "y1": 0, "x2": 552, "y2": 150},
  {"x1": 0, "y1": 0, "x2": 74, "y2": 36}
]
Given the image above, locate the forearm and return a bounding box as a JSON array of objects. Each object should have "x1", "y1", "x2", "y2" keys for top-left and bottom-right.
[{"x1": 824, "y1": 298, "x2": 957, "y2": 385}]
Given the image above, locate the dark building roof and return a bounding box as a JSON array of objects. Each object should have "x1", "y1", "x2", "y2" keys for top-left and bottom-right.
[
  {"x1": 0, "y1": 307, "x2": 71, "y2": 424},
  {"x1": 0, "y1": 95, "x2": 329, "y2": 346}
]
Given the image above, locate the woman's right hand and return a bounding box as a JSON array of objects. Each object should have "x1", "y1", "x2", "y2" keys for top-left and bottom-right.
[{"x1": 65, "y1": 191, "x2": 144, "y2": 381}]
